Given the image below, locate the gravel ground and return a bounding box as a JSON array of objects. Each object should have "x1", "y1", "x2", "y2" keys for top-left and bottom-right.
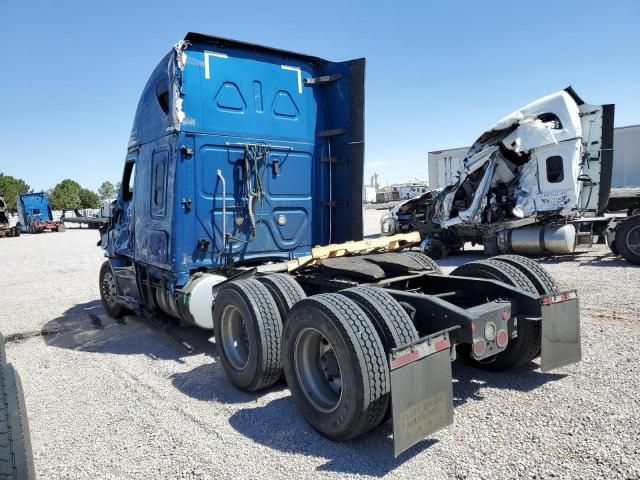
[{"x1": 1, "y1": 217, "x2": 639, "y2": 479}]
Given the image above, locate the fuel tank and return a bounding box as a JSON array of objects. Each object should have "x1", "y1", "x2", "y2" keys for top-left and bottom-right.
[{"x1": 498, "y1": 224, "x2": 577, "y2": 255}]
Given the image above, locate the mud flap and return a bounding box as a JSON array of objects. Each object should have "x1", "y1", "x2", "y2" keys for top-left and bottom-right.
[
  {"x1": 540, "y1": 290, "x2": 581, "y2": 372},
  {"x1": 389, "y1": 329, "x2": 455, "y2": 457}
]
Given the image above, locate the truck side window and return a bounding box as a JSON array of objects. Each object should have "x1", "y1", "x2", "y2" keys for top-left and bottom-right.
[
  {"x1": 122, "y1": 161, "x2": 136, "y2": 202},
  {"x1": 546, "y1": 156, "x2": 564, "y2": 183},
  {"x1": 154, "y1": 158, "x2": 166, "y2": 206},
  {"x1": 537, "y1": 113, "x2": 562, "y2": 130},
  {"x1": 155, "y1": 78, "x2": 170, "y2": 114},
  {"x1": 152, "y1": 150, "x2": 168, "y2": 216}
]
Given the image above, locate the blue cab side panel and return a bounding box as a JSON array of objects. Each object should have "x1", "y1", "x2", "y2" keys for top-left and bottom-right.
[{"x1": 107, "y1": 33, "x2": 364, "y2": 284}]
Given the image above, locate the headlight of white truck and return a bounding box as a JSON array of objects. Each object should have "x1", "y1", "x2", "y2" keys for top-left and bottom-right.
[{"x1": 380, "y1": 213, "x2": 397, "y2": 236}]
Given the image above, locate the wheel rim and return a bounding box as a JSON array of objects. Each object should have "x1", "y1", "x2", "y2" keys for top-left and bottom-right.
[
  {"x1": 101, "y1": 271, "x2": 117, "y2": 307},
  {"x1": 294, "y1": 328, "x2": 343, "y2": 413},
  {"x1": 625, "y1": 225, "x2": 640, "y2": 255},
  {"x1": 220, "y1": 305, "x2": 250, "y2": 370}
]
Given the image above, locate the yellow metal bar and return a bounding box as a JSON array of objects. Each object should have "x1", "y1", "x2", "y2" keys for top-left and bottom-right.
[{"x1": 287, "y1": 232, "x2": 421, "y2": 272}]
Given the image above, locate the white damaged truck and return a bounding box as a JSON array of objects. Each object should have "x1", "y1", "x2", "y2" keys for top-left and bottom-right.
[{"x1": 381, "y1": 88, "x2": 640, "y2": 264}]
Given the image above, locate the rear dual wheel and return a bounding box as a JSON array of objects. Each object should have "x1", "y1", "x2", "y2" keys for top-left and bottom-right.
[
  {"x1": 283, "y1": 293, "x2": 390, "y2": 440},
  {"x1": 215, "y1": 275, "x2": 415, "y2": 441},
  {"x1": 213, "y1": 279, "x2": 283, "y2": 392},
  {"x1": 283, "y1": 286, "x2": 418, "y2": 439}
]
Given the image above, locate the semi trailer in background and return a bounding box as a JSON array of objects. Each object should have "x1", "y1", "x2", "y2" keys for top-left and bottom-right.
[
  {"x1": 381, "y1": 93, "x2": 640, "y2": 264},
  {"x1": 99, "y1": 33, "x2": 583, "y2": 457}
]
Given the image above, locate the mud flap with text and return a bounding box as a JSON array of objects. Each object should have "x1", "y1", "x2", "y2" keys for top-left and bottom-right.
[
  {"x1": 540, "y1": 290, "x2": 581, "y2": 372},
  {"x1": 389, "y1": 329, "x2": 455, "y2": 457}
]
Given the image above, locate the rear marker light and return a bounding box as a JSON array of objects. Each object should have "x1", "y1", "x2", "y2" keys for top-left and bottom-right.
[
  {"x1": 543, "y1": 291, "x2": 577, "y2": 305},
  {"x1": 496, "y1": 330, "x2": 509, "y2": 348},
  {"x1": 473, "y1": 340, "x2": 486, "y2": 357},
  {"x1": 502, "y1": 311, "x2": 510, "y2": 321}
]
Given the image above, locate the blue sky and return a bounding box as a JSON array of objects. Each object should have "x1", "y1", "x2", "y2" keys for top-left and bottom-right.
[{"x1": 0, "y1": 0, "x2": 638, "y2": 191}]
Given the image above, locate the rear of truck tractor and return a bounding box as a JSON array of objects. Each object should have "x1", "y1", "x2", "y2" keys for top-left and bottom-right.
[{"x1": 194, "y1": 251, "x2": 579, "y2": 456}]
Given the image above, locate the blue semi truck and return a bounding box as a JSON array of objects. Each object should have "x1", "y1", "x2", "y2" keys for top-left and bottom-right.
[
  {"x1": 17, "y1": 192, "x2": 65, "y2": 233},
  {"x1": 100, "y1": 33, "x2": 582, "y2": 456}
]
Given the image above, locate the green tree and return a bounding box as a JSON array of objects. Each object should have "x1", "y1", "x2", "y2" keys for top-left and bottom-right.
[
  {"x1": 98, "y1": 181, "x2": 116, "y2": 200},
  {"x1": 78, "y1": 188, "x2": 100, "y2": 209},
  {"x1": 0, "y1": 173, "x2": 31, "y2": 212},
  {"x1": 49, "y1": 179, "x2": 81, "y2": 210}
]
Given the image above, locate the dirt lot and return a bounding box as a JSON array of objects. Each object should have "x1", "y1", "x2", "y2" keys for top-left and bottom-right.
[{"x1": 1, "y1": 219, "x2": 639, "y2": 479}]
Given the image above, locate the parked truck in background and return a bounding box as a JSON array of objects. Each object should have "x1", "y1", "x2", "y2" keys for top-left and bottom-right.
[
  {"x1": 381, "y1": 93, "x2": 640, "y2": 265},
  {"x1": 0, "y1": 197, "x2": 20, "y2": 238},
  {"x1": 427, "y1": 124, "x2": 640, "y2": 216},
  {"x1": 99, "y1": 33, "x2": 583, "y2": 456},
  {"x1": 17, "y1": 192, "x2": 65, "y2": 233}
]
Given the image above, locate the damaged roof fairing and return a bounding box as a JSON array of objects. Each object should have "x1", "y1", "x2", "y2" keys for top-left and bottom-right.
[{"x1": 128, "y1": 47, "x2": 183, "y2": 149}]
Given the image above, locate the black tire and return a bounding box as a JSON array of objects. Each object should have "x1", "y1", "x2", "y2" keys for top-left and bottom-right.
[
  {"x1": 0, "y1": 364, "x2": 36, "y2": 480},
  {"x1": 401, "y1": 251, "x2": 443, "y2": 274},
  {"x1": 606, "y1": 230, "x2": 619, "y2": 256},
  {"x1": 614, "y1": 215, "x2": 640, "y2": 265},
  {"x1": 423, "y1": 239, "x2": 445, "y2": 259},
  {"x1": 256, "y1": 274, "x2": 306, "y2": 321},
  {"x1": 213, "y1": 279, "x2": 283, "y2": 392},
  {"x1": 451, "y1": 260, "x2": 540, "y2": 370},
  {"x1": 283, "y1": 293, "x2": 389, "y2": 441},
  {"x1": 490, "y1": 255, "x2": 560, "y2": 295},
  {"x1": 99, "y1": 261, "x2": 126, "y2": 318},
  {"x1": 490, "y1": 255, "x2": 560, "y2": 357},
  {"x1": 340, "y1": 286, "x2": 418, "y2": 352},
  {"x1": 0, "y1": 333, "x2": 5, "y2": 365}
]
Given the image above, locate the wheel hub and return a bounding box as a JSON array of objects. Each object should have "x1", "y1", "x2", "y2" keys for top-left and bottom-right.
[
  {"x1": 626, "y1": 225, "x2": 640, "y2": 255},
  {"x1": 294, "y1": 328, "x2": 343, "y2": 413},
  {"x1": 101, "y1": 272, "x2": 117, "y2": 307},
  {"x1": 220, "y1": 305, "x2": 250, "y2": 371}
]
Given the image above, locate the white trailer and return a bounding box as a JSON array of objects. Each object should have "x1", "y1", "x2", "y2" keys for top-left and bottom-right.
[
  {"x1": 608, "y1": 124, "x2": 640, "y2": 215},
  {"x1": 427, "y1": 146, "x2": 468, "y2": 189}
]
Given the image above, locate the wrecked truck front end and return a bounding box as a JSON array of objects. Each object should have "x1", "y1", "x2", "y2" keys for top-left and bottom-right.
[
  {"x1": 382, "y1": 88, "x2": 614, "y2": 257},
  {"x1": 435, "y1": 87, "x2": 613, "y2": 228}
]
